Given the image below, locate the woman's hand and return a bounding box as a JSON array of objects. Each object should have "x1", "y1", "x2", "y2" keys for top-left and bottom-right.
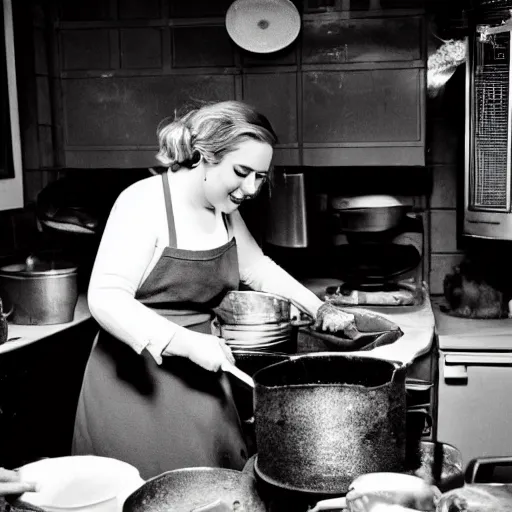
[
  {"x1": 314, "y1": 302, "x2": 359, "y2": 339},
  {"x1": 164, "y1": 329, "x2": 235, "y2": 372},
  {"x1": 346, "y1": 495, "x2": 419, "y2": 512},
  {"x1": 0, "y1": 468, "x2": 38, "y2": 496}
]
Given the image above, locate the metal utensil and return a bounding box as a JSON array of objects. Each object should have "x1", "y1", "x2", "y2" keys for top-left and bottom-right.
[{"x1": 221, "y1": 361, "x2": 255, "y2": 389}]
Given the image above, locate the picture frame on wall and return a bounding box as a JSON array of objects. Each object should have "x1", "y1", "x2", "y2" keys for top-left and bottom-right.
[{"x1": 0, "y1": 0, "x2": 23, "y2": 210}]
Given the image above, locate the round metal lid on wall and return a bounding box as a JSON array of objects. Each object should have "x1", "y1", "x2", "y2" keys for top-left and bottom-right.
[{"x1": 225, "y1": 0, "x2": 301, "y2": 54}]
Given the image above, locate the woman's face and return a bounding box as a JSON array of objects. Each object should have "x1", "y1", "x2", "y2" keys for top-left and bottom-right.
[{"x1": 202, "y1": 139, "x2": 273, "y2": 213}]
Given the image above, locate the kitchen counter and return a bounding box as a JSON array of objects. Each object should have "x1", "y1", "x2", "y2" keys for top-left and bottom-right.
[
  {"x1": 300, "y1": 278, "x2": 436, "y2": 366},
  {"x1": 0, "y1": 294, "x2": 92, "y2": 355}
]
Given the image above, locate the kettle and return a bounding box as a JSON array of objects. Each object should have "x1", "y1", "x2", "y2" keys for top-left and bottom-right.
[{"x1": 265, "y1": 172, "x2": 309, "y2": 248}]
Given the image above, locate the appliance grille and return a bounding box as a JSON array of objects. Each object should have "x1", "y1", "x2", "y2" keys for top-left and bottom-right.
[{"x1": 470, "y1": 33, "x2": 510, "y2": 210}]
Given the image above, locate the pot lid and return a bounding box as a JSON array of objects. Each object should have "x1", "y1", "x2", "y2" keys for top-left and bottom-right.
[
  {"x1": 225, "y1": 0, "x2": 301, "y2": 54},
  {"x1": 0, "y1": 256, "x2": 77, "y2": 276}
]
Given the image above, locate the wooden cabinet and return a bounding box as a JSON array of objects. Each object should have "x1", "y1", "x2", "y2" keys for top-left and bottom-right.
[
  {"x1": 302, "y1": 16, "x2": 423, "y2": 64},
  {"x1": 302, "y1": 67, "x2": 425, "y2": 165},
  {"x1": 300, "y1": 13, "x2": 425, "y2": 166},
  {"x1": 22, "y1": 1, "x2": 426, "y2": 168},
  {"x1": 242, "y1": 73, "x2": 300, "y2": 165}
]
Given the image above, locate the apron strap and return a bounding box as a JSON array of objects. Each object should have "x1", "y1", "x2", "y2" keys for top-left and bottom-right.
[
  {"x1": 162, "y1": 172, "x2": 178, "y2": 248},
  {"x1": 222, "y1": 213, "x2": 233, "y2": 240}
]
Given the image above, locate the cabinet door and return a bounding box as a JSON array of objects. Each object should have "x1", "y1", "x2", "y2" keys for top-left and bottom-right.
[
  {"x1": 302, "y1": 16, "x2": 423, "y2": 64},
  {"x1": 242, "y1": 73, "x2": 300, "y2": 165},
  {"x1": 303, "y1": 68, "x2": 423, "y2": 143},
  {"x1": 62, "y1": 75, "x2": 236, "y2": 167},
  {"x1": 0, "y1": 321, "x2": 96, "y2": 469},
  {"x1": 437, "y1": 352, "x2": 512, "y2": 467}
]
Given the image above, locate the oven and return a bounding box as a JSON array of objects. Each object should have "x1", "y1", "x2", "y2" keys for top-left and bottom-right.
[{"x1": 434, "y1": 299, "x2": 512, "y2": 467}]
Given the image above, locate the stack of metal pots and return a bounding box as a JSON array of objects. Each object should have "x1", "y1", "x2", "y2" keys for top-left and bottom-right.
[{"x1": 215, "y1": 291, "x2": 309, "y2": 354}]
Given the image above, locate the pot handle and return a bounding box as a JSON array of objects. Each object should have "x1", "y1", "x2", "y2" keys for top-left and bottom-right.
[
  {"x1": 465, "y1": 456, "x2": 512, "y2": 484},
  {"x1": 291, "y1": 317, "x2": 314, "y2": 328},
  {"x1": 2, "y1": 302, "x2": 13, "y2": 319}
]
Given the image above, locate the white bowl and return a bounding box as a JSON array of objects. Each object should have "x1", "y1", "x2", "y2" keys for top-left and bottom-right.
[{"x1": 19, "y1": 456, "x2": 144, "y2": 512}]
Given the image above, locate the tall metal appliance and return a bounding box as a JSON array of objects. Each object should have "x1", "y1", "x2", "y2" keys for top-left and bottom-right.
[{"x1": 464, "y1": 1, "x2": 512, "y2": 239}]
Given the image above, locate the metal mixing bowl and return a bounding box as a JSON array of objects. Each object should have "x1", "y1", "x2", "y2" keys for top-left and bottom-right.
[{"x1": 215, "y1": 291, "x2": 291, "y2": 325}]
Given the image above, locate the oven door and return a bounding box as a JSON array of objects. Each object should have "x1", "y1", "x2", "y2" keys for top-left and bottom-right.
[{"x1": 438, "y1": 351, "x2": 512, "y2": 466}]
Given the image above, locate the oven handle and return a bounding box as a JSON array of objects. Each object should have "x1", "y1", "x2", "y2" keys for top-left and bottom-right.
[
  {"x1": 444, "y1": 353, "x2": 512, "y2": 384},
  {"x1": 445, "y1": 353, "x2": 512, "y2": 366}
]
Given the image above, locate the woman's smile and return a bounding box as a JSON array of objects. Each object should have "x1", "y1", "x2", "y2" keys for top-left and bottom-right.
[
  {"x1": 228, "y1": 193, "x2": 245, "y2": 205},
  {"x1": 202, "y1": 139, "x2": 273, "y2": 213}
]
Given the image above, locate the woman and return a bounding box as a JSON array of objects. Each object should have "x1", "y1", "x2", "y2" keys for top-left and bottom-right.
[{"x1": 72, "y1": 100, "x2": 355, "y2": 479}]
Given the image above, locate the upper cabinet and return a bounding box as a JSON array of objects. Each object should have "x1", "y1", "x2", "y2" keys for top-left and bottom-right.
[{"x1": 26, "y1": 0, "x2": 426, "y2": 168}]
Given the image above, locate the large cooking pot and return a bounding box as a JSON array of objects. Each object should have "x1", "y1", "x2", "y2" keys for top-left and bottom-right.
[
  {"x1": 0, "y1": 256, "x2": 78, "y2": 325},
  {"x1": 253, "y1": 354, "x2": 407, "y2": 495},
  {"x1": 122, "y1": 468, "x2": 266, "y2": 512}
]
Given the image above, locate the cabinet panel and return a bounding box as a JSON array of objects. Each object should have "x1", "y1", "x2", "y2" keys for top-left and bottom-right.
[
  {"x1": 302, "y1": 17, "x2": 423, "y2": 64},
  {"x1": 119, "y1": 0, "x2": 161, "y2": 19},
  {"x1": 120, "y1": 28, "x2": 163, "y2": 69},
  {"x1": 242, "y1": 73, "x2": 298, "y2": 144},
  {"x1": 58, "y1": 0, "x2": 112, "y2": 21},
  {"x1": 304, "y1": 0, "x2": 424, "y2": 13},
  {"x1": 61, "y1": 30, "x2": 111, "y2": 71},
  {"x1": 241, "y1": 45, "x2": 297, "y2": 67},
  {"x1": 62, "y1": 75, "x2": 236, "y2": 147},
  {"x1": 303, "y1": 69, "x2": 422, "y2": 143},
  {"x1": 172, "y1": 26, "x2": 235, "y2": 68},
  {"x1": 169, "y1": 0, "x2": 233, "y2": 18},
  {"x1": 438, "y1": 353, "x2": 512, "y2": 467},
  {"x1": 0, "y1": 321, "x2": 97, "y2": 469},
  {"x1": 303, "y1": 146, "x2": 425, "y2": 166}
]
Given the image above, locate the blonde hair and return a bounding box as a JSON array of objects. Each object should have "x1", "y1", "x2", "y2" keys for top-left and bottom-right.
[{"x1": 156, "y1": 101, "x2": 277, "y2": 170}]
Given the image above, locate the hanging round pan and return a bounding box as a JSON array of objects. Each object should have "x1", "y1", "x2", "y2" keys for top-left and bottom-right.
[
  {"x1": 225, "y1": 0, "x2": 301, "y2": 54},
  {"x1": 331, "y1": 195, "x2": 411, "y2": 233}
]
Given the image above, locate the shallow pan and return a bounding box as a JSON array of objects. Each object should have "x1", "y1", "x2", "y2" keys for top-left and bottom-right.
[{"x1": 123, "y1": 467, "x2": 266, "y2": 512}]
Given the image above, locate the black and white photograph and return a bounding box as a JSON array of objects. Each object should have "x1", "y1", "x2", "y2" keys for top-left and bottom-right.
[{"x1": 1, "y1": 0, "x2": 512, "y2": 510}]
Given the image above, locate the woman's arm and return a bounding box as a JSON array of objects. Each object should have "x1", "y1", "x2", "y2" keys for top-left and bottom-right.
[
  {"x1": 87, "y1": 179, "x2": 180, "y2": 362},
  {"x1": 231, "y1": 210, "x2": 324, "y2": 318}
]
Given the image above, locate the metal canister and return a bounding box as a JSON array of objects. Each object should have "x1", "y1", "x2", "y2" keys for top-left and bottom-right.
[{"x1": 0, "y1": 256, "x2": 78, "y2": 325}]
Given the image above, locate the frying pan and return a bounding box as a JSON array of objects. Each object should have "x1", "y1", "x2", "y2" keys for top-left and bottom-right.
[{"x1": 122, "y1": 467, "x2": 266, "y2": 512}]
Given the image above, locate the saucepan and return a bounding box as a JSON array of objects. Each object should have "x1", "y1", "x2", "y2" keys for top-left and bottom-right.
[{"x1": 122, "y1": 467, "x2": 266, "y2": 512}]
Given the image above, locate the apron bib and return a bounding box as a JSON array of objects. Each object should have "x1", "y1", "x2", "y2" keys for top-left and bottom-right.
[{"x1": 72, "y1": 173, "x2": 247, "y2": 479}]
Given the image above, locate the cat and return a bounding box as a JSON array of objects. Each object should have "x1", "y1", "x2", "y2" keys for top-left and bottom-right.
[{"x1": 443, "y1": 259, "x2": 510, "y2": 319}]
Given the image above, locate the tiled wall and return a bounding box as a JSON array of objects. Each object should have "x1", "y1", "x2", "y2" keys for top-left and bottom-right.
[{"x1": 426, "y1": 65, "x2": 466, "y2": 295}]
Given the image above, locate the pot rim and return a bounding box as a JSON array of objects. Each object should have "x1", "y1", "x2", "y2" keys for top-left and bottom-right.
[
  {"x1": 252, "y1": 353, "x2": 406, "y2": 389},
  {"x1": 0, "y1": 261, "x2": 78, "y2": 276},
  {"x1": 134, "y1": 467, "x2": 256, "y2": 488}
]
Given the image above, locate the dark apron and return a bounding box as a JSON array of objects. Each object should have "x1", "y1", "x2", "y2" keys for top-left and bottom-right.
[{"x1": 72, "y1": 173, "x2": 247, "y2": 480}]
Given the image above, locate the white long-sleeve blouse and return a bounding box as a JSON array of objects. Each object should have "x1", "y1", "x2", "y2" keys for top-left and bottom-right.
[{"x1": 87, "y1": 172, "x2": 323, "y2": 363}]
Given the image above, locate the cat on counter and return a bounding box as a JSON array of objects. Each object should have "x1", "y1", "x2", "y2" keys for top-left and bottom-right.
[{"x1": 443, "y1": 259, "x2": 512, "y2": 319}]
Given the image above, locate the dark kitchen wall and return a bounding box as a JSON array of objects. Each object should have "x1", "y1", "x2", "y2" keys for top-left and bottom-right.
[{"x1": 4, "y1": 0, "x2": 468, "y2": 296}]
